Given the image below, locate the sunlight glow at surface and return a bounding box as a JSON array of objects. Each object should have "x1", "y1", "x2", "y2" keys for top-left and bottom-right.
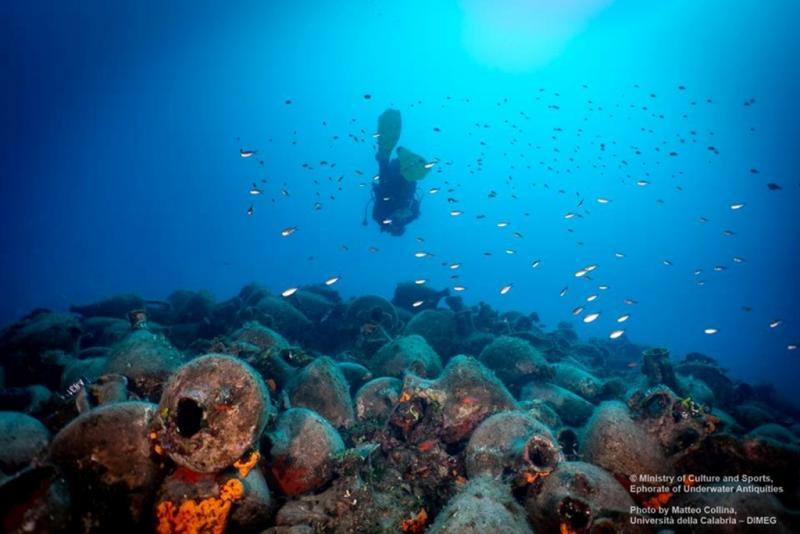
[{"x1": 460, "y1": 0, "x2": 613, "y2": 71}]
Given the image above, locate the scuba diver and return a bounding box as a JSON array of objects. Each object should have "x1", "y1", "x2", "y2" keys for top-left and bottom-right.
[
  {"x1": 371, "y1": 155, "x2": 420, "y2": 236},
  {"x1": 363, "y1": 109, "x2": 432, "y2": 236}
]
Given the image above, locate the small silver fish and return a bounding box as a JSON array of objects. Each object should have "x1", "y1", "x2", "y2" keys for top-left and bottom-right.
[{"x1": 583, "y1": 312, "x2": 600, "y2": 323}]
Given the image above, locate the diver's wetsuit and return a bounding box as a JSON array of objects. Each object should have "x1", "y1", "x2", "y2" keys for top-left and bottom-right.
[{"x1": 371, "y1": 157, "x2": 420, "y2": 235}]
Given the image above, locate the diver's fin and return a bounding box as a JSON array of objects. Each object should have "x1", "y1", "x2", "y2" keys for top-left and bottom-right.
[
  {"x1": 396, "y1": 146, "x2": 431, "y2": 182},
  {"x1": 377, "y1": 109, "x2": 402, "y2": 162}
]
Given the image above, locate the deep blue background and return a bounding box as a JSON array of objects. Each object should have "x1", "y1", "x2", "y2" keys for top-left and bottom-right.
[{"x1": 1, "y1": 0, "x2": 798, "y2": 393}]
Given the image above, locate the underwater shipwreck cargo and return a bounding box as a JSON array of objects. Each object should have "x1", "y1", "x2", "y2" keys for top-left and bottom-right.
[
  {"x1": 0, "y1": 284, "x2": 799, "y2": 533},
  {"x1": 465, "y1": 411, "x2": 563, "y2": 484},
  {"x1": 150, "y1": 354, "x2": 270, "y2": 473},
  {"x1": 48, "y1": 401, "x2": 165, "y2": 530},
  {"x1": 525, "y1": 461, "x2": 640, "y2": 533}
]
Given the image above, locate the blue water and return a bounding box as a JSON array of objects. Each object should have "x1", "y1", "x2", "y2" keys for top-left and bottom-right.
[{"x1": 2, "y1": 0, "x2": 798, "y2": 394}]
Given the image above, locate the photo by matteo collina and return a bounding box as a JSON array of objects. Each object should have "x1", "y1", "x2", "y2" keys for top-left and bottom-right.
[{"x1": 1, "y1": 1, "x2": 798, "y2": 532}]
